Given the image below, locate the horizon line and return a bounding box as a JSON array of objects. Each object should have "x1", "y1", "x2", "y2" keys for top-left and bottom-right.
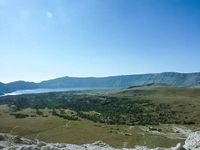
[{"x1": 1, "y1": 71, "x2": 200, "y2": 84}]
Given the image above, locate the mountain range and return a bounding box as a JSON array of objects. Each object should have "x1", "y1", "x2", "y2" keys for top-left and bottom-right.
[{"x1": 0, "y1": 72, "x2": 200, "y2": 95}]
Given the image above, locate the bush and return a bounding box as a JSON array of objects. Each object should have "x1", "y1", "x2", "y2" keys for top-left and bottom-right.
[
  {"x1": 36, "y1": 109, "x2": 43, "y2": 116},
  {"x1": 10, "y1": 113, "x2": 29, "y2": 119},
  {"x1": 52, "y1": 109, "x2": 78, "y2": 120}
]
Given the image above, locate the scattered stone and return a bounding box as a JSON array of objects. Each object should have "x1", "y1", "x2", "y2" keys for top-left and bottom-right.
[
  {"x1": 21, "y1": 138, "x2": 35, "y2": 145},
  {"x1": 37, "y1": 141, "x2": 46, "y2": 147},
  {"x1": 41, "y1": 145, "x2": 60, "y2": 150},
  {"x1": 93, "y1": 140, "x2": 108, "y2": 147},
  {"x1": 17, "y1": 145, "x2": 40, "y2": 150},
  {"x1": 6, "y1": 147, "x2": 16, "y2": 150},
  {"x1": 0, "y1": 131, "x2": 200, "y2": 150},
  {"x1": 53, "y1": 143, "x2": 66, "y2": 148},
  {"x1": 13, "y1": 135, "x2": 23, "y2": 144},
  {"x1": 173, "y1": 143, "x2": 185, "y2": 150},
  {"x1": 0, "y1": 144, "x2": 5, "y2": 149},
  {"x1": 148, "y1": 126, "x2": 162, "y2": 132},
  {"x1": 125, "y1": 133, "x2": 132, "y2": 136},
  {"x1": 172, "y1": 126, "x2": 192, "y2": 137}
]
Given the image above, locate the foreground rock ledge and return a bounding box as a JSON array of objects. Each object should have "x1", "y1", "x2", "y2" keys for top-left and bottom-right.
[{"x1": 0, "y1": 131, "x2": 200, "y2": 150}]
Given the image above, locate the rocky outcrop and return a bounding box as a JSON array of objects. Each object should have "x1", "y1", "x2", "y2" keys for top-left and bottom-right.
[
  {"x1": 0, "y1": 131, "x2": 200, "y2": 150},
  {"x1": 183, "y1": 131, "x2": 200, "y2": 150}
]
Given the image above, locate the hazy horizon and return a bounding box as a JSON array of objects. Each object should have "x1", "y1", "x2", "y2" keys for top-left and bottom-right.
[
  {"x1": 1, "y1": 0, "x2": 200, "y2": 83},
  {"x1": 1, "y1": 71, "x2": 200, "y2": 84}
]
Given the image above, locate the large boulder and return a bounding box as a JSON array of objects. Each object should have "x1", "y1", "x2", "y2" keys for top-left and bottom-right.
[
  {"x1": 0, "y1": 133, "x2": 5, "y2": 141},
  {"x1": 183, "y1": 131, "x2": 200, "y2": 150}
]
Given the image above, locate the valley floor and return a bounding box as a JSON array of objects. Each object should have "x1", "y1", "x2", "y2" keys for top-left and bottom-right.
[
  {"x1": 0, "y1": 105, "x2": 199, "y2": 148},
  {"x1": 0, "y1": 86, "x2": 200, "y2": 148}
]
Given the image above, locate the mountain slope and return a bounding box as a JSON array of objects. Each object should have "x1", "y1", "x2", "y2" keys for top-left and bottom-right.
[
  {"x1": 0, "y1": 81, "x2": 38, "y2": 95},
  {"x1": 0, "y1": 72, "x2": 200, "y2": 95},
  {"x1": 0, "y1": 82, "x2": 6, "y2": 95},
  {"x1": 39, "y1": 72, "x2": 200, "y2": 89},
  {"x1": 6, "y1": 81, "x2": 38, "y2": 92}
]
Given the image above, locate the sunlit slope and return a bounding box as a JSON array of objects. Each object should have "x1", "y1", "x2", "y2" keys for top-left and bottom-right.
[
  {"x1": 113, "y1": 85, "x2": 200, "y2": 124},
  {"x1": 39, "y1": 72, "x2": 200, "y2": 88}
]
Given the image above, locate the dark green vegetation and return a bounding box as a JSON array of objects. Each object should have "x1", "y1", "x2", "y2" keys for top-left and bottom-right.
[
  {"x1": 1, "y1": 72, "x2": 200, "y2": 94},
  {"x1": 0, "y1": 86, "x2": 200, "y2": 126}
]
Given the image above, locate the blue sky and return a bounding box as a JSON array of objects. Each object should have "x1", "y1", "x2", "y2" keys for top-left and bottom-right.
[{"x1": 0, "y1": 0, "x2": 200, "y2": 83}]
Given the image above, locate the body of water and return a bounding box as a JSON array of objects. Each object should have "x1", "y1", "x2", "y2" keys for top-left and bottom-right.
[{"x1": 1, "y1": 88, "x2": 93, "y2": 96}]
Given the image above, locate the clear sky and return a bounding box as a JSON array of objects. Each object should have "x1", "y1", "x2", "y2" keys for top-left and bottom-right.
[{"x1": 0, "y1": 0, "x2": 200, "y2": 83}]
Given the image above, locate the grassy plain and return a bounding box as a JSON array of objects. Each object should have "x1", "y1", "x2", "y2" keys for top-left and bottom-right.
[{"x1": 0, "y1": 105, "x2": 184, "y2": 148}]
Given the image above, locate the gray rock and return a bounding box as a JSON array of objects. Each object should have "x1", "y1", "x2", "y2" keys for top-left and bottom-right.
[
  {"x1": 183, "y1": 131, "x2": 200, "y2": 150},
  {"x1": 18, "y1": 145, "x2": 40, "y2": 150},
  {"x1": 13, "y1": 135, "x2": 23, "y2": 144},
  {"x1": 172, "y1": 143, "x2": 185, "y2": 150},
  {"x1": 36, "y1": 141, "x2": 46, "y2": 147},
  {"x1": 0, "y1": 144, "x2": 5, "y2": 149},
  {"x1": 41, "y1": 145, "x2": 60, "y2": 150},
  {"x1": 0, "y1": 134, "x2": 5, "y2": 141},
  {"x1": 93, "y1": 141, "x2": 109, "y2": 147}
]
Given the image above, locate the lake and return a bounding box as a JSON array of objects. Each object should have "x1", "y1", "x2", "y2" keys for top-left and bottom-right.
[{"x1": 1, "y1": 88, "x2": 94, "y2": 96}]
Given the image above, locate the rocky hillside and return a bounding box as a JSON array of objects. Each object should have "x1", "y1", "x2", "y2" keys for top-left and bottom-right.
[
  {"x1": 1, "y1": 72, "x2": 200, "y2": 95},
  {"x1": 0, "y1": 131, "x2": 200, "y2": 150}
]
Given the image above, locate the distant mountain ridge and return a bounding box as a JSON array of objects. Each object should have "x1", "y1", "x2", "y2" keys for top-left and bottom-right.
[
  {"x1": 0, "y1": 81, "x2": 38, "y2": 94},
  {"x1": 0, "y1": 72, "x2": 200, "y2": 95}
]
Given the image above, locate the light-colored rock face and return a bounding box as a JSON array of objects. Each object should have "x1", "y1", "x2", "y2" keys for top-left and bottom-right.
[
  {"x1": 183, "y1": 131, "x2": 200, "y2": 150},
  {"x1": 0, "y1": 132, "x2": 200, "y2": 150}
]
